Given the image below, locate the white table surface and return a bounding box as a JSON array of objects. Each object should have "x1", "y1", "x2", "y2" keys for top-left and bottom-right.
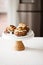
[{"x1": 0, "y1": 37, "x2": 43, "y2": 65}]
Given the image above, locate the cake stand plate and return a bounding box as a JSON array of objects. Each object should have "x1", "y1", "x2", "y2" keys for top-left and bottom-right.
[{"x1": 2, "y1": 29, "x2": 34, "y2": 40}]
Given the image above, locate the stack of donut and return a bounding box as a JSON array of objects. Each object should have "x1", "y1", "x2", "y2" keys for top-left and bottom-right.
[
  {"x1": 14, "y1": 23, "x2": 29, "y2": 36},
  {"x1": 4, "y1": 23, "x2": 29, "y2": 36}
]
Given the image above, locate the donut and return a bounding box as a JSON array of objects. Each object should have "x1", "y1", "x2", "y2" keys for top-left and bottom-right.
[
  {"x1": 4, "y1": 25, "x2": 16, "y2": 34},
  {"x1": 14, "y1": 27, "x2": 27, "y2": 36}
]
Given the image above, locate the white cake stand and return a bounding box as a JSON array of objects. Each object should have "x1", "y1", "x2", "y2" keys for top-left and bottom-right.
[
  {"x1": 2, "y1": 29, "x2": 34, "y2": 40},
  {"x1": 2, "y1": 29, "x2": 34, "y2": 51}
]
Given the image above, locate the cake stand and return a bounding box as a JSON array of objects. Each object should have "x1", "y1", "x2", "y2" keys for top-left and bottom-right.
[
  {"x1": 2, "y1": 29, "x2": 34, "y2": 51},
  {"x1": 2, "y1": 29, "x2": 34, "y2": 40}
]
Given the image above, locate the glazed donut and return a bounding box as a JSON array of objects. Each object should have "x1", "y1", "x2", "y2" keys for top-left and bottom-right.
[
  {"x1": 4, "y1": 25, "x2": 16, "y2": 34},
  {"x1": 14, "y1": 27, "x2": 27, "y2": 36}
]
